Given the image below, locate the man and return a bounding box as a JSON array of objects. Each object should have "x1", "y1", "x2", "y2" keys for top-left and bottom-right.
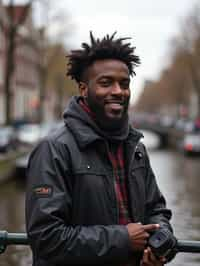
[{"x1": 26, "y1": 32, "x2": 173, "y2": 266}]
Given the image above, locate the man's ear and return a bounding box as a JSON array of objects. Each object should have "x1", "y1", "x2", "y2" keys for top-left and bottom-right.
[{"x1": 79, "y1": 82, "x2": 88, "y2": 97}]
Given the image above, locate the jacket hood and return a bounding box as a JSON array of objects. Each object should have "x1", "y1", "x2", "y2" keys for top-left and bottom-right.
[{"x1": 63, "y1": 96, "x2": 143, "y2": 148}]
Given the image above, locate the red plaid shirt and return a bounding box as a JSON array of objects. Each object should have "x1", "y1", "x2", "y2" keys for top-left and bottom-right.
[
  {"x1": 107, "y1": 143, "x2": 131, "y2": 225},
  {"x1": 80, "y1": 98, "x2": 131, "y2": 225}
]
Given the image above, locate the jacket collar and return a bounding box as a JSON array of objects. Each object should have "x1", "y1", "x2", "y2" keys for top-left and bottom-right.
[
  {"x1": 66, "y1": 118, "x2": 143, "y2": 150},
  {"x1": 64, "y1": 96, "x2": 143, "y2": 149},
  {"x1": 66, "y1": 117, "x2": 104, "y2": 148}
]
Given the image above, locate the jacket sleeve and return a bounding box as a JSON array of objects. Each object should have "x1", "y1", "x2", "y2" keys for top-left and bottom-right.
[
  {"x1": 142, "y1": 145, "x2": 173, "y2": 231},
  {"x1": 26, "y1": 138, "x2": 132, "y2": 265}
]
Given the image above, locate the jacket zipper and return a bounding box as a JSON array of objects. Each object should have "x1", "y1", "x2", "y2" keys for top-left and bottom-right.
[
  {"x1": 128, "y1": 140, "x2": 140, "y2": 178},
  {"x1": 113, "y1": 167, "x2": 119, "y2": 223},
  {"x1": 106, "y1": 141, "x2": 119, "y2": 224},
  {"x1": 127, "y1": 139, "x2": 142, "y2": 222}
]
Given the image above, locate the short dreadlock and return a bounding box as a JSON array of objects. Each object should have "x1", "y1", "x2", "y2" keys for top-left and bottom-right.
[{"x1": 67, "y1": 32, "x2": 140, "y2": 83}]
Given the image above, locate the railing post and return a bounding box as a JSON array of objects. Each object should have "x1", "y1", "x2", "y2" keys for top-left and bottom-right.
[
  {"x1": 0, "y1": 231, "x2": 8, "y2": 254},
  {"x1": 0, "y1": 231, "x2": 28, "y2": 254}
]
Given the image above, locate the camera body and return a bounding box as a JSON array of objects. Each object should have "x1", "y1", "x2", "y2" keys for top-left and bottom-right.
[{"x1": 148, "y1": 228, "x2": 177, "y2": 261}]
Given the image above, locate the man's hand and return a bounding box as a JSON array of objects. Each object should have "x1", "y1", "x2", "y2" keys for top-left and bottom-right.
[
  {"x1": 126, "y1": 223, "x2": 160, "y2": 251},
  {"x1": 140, "y1": 247, "x2": 166, "y2": 266}
]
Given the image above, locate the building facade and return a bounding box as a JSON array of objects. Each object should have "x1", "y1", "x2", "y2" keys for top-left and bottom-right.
[{"x1": 0, "y1": 3, "x2": 40, "y2": 124}]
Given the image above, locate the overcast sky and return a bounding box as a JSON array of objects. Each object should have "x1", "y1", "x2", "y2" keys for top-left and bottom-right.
[{"x1": 50, "y1": 0, "x2": 198, "y2": 102}]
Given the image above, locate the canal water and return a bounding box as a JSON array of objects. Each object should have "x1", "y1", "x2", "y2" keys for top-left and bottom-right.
[{"x1": 0, "y1": 130, "x2": 200, "y2": 265}]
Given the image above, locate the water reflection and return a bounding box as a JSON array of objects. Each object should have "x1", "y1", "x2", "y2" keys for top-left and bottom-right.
[
  {"x1": 147, "y1": 146, "x2": 200, "y2": 265},
  {"x1": 0, "y1": 181, "x2": 32, "y2": 266},
  {"x1": 0, "y1": 131, "x2": 200, "y2": 265}
]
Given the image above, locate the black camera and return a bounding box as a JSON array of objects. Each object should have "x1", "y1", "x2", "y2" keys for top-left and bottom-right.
[{"x1": 148, "y1": 228, "x2": 177, "y2": 262}]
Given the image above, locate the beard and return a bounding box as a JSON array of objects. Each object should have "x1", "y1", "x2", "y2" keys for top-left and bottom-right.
[{"x1": 85, "y1": 92, "x2": 130, "y2": 131}]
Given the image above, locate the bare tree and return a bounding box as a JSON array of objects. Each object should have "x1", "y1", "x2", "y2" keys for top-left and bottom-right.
[
  {"x1": 34, "y1": 0, "x2": 74, "y2": 122},
  {"x1": 172, "y1": 4, "x2": 200, "y2": 116},
  {"x1": 136, "y1": 4, "x2": 200, "y2": 117},
  {"x1": 45, "y1": 43, "x2": 77, "y2": 120}
]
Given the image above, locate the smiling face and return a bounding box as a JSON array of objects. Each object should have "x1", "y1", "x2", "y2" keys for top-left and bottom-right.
[{"x1": 79, "y1": 59, "x2": 131, "y2": 129}]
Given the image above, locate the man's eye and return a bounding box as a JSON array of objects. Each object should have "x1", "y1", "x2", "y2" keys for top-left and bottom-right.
[
  {"x1": 99, "y1": 80, "x2": 111, "y2": 86},
  {"x1": 120, "y1": 82, "x2": 130, "y2": 89}
]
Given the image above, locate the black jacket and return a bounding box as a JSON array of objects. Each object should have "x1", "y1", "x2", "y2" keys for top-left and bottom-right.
[{"x1": 26, "y1": 96, "x2": 172, "y2": 266}]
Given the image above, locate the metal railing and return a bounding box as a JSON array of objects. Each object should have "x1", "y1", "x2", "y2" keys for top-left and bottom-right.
[
  {"x1": 1, "y1": 230, "x2": 200, "y2": 254},
  {"x1": 0, "y1": 231, "x2": 28, "y2": 254},
  {"x1": 177, "y1": 240, "x2": 200, "y2": 253}
]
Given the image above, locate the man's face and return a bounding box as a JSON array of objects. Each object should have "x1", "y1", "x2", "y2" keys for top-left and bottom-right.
[{"x1": 80, "y1": 59, "x2": 131, "y2": 129}]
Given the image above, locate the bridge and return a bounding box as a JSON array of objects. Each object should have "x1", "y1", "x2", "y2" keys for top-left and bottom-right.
[{"x1": 132, "y1": 121, "x2": 184, "y2": 148}]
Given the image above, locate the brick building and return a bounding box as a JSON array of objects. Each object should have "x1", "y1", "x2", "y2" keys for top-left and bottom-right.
[{"x1": 0, "y1": 2, "x2": 40, "y2": 124}]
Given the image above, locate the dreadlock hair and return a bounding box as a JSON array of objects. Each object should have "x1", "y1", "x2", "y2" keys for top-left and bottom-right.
[{"x1": 66, "y1": 32, "x2": 140, "y2": 83}]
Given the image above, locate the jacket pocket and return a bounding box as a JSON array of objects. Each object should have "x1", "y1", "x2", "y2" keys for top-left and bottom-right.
[{"x1": 71, "y1": 167, "x2": 115, "y2": 225}]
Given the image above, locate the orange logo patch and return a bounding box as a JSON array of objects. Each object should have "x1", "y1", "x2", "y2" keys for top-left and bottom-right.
[{"x1": 33, "y1": 185, "x2": 53, "y2": 197}]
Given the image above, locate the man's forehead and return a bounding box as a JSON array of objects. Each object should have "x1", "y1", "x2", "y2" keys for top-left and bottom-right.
[{"x1": 89, "y1": 59, "x2": 130, "y2": 76}]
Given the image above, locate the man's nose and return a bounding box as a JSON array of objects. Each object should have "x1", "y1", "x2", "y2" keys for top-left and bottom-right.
[{"x1": 111, "y1": 82, "x2": 123, "y2": 95}]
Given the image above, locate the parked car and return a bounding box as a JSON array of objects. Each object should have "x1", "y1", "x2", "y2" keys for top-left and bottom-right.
[
  {"x1": 39, "y1": 121, "x2": 62, "y2": 139},
  {"x1": 15, "y1": 154, "x2": 30, "y2": 178},
  {"x1": 14, "y1": 121, "x2": 65, "y2": 176},
  {"x1": 14, "y1": 121, "x2": 64, "y2": 177},
  {"x1": 16, "y1": 124, "x2": 42, "y2": 146},
  {"x1": 184, "y1": 120, "x2": 195, "y2": 133},
  {"x1": 0, "y1": 126, "x2": 17, "y2": 153},
  {"x1": 159, "y1": 115, "x2": 175, "y2": 128},
  {"x1": 183, "y1": 133, "x2": 200, "y2": 155}
]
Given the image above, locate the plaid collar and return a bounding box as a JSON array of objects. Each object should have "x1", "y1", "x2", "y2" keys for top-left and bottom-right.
[{"x1": 79, "y1": 98, "x2": 96, "y2": 119}]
